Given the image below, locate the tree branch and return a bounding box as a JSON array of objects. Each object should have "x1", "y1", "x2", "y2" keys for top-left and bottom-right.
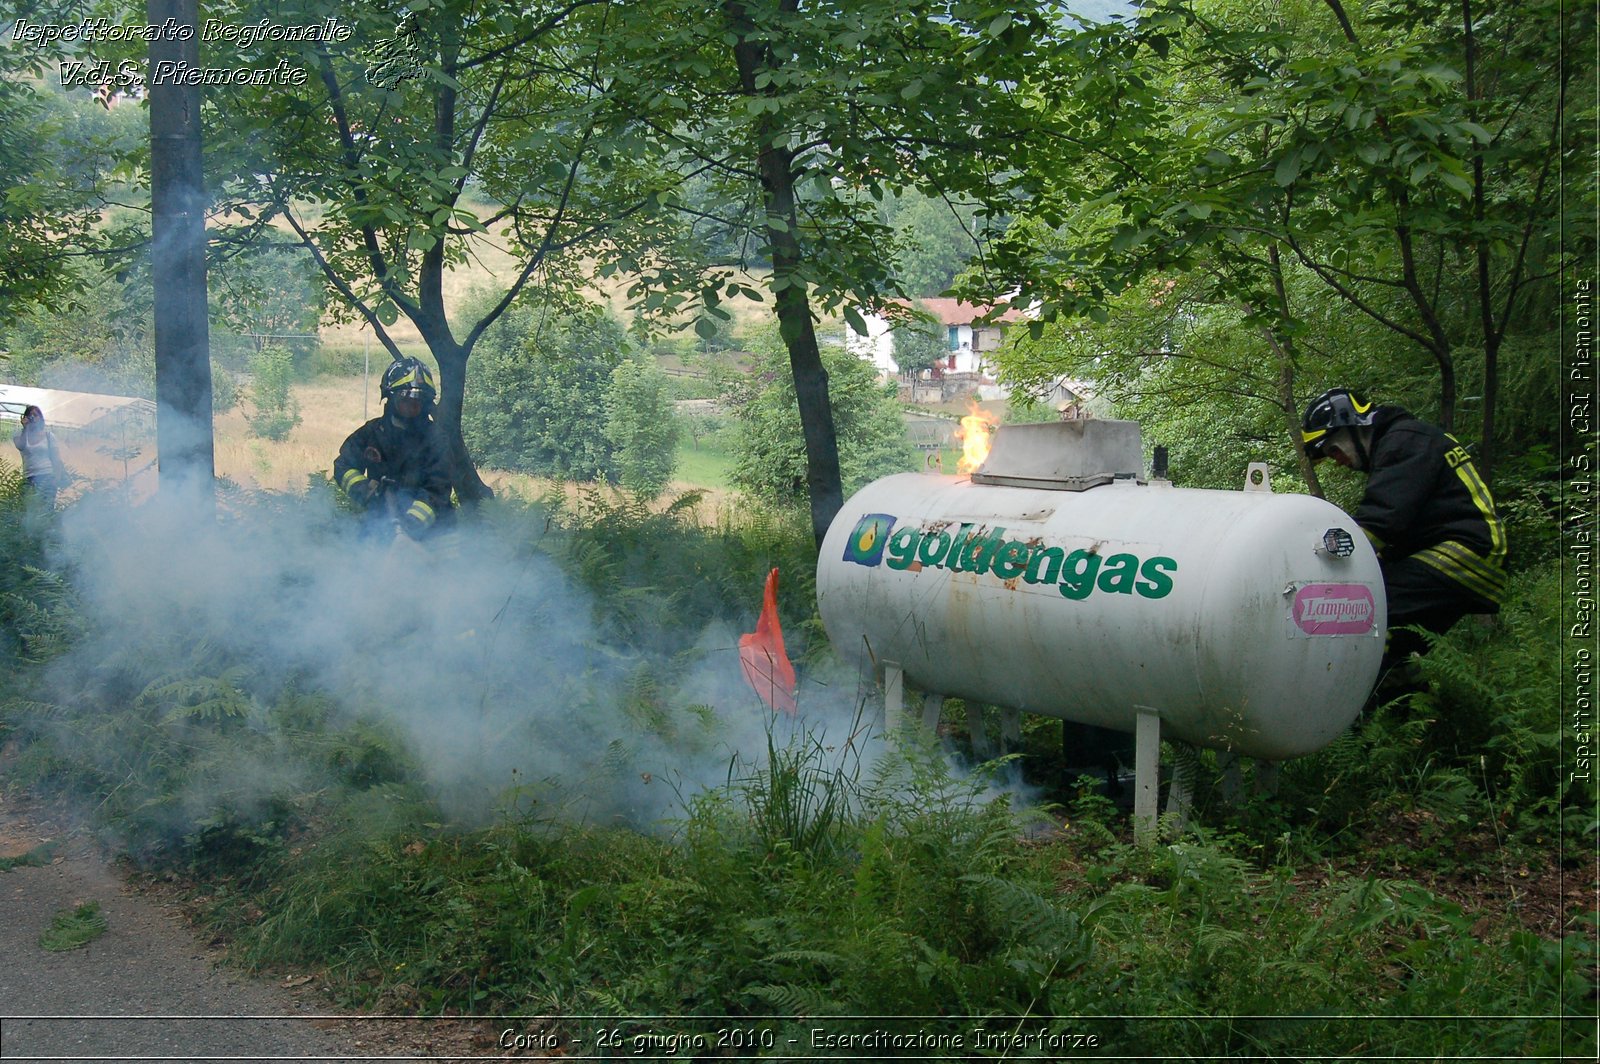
[
  {"x1": 313, "y1": 47, "x2": 418, "y2": 318},
  {"x1": 280, "y1": 204, "x2": 407, "y2": 365}
]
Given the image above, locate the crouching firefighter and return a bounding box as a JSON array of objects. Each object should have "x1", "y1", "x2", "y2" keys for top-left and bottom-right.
[
  {"x1": 334, "y1": 357, "x2": 454, "y2": 543},
  {"x1": 1301, "y1": 387, "x2": 1506, "y2": 695}
]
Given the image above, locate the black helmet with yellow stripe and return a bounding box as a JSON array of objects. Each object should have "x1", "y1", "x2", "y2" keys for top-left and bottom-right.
[
  {"x1": 381, "y1": 357, "x2": 437, "y2": 407},
  {"x1": 1302, "y1": 388, "x2": 1375, "y2": 461}
]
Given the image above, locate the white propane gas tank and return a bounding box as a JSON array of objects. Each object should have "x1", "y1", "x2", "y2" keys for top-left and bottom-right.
[{"x1": 817, "y1": 448, "x2": 1385, "y2": 761}]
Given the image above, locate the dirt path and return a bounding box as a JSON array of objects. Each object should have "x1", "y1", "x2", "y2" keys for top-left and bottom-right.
[{"x1": 0, "y1": 794, "x2": 492, "y2": 1063}]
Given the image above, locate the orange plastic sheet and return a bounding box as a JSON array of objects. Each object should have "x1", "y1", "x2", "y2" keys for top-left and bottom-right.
[{"x1": 738, "y1": 567, "x2": 798, "y2": 715}]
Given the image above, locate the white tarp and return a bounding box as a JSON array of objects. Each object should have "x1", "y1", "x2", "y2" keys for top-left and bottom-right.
[{"x1": 0, "y1": 384, "x2": 155, "y2": 431}]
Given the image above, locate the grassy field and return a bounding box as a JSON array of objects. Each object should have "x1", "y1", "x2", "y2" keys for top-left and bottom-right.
[
  {"x1": 673, "y1": 434, "x2": 737, "y2": 491},
  {"x1": 310, "y1": 209, "x2": 779, "y2": 363},
  {"x1": 1, "y1": 374, "x2": 738, "y2": 515},
  {"x1": 210, "y1": 375, "x2": 740, "y2": 511}
]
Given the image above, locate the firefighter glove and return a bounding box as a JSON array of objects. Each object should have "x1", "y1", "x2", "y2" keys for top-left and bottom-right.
[{"x1": 340, "y1": 470, "x2": 382, "y2": 507}]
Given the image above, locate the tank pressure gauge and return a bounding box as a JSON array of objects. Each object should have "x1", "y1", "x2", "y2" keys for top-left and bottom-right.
[{"x1": 1321, "y1": 528, "x2": 1356, "y2": 557}]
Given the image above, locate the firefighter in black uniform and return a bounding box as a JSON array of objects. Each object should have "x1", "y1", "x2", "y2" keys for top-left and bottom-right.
[
  {"x1": 334, "y1": 357, "x2": 453, "y2": 540},
  {"x1": 1301, "y1": 388, "x2": 1506, "y2": 678}
]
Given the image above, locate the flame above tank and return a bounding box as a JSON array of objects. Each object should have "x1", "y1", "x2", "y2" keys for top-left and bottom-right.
[{"x1": 954, "y1": 404, "x2": 1000, "y2": 474}]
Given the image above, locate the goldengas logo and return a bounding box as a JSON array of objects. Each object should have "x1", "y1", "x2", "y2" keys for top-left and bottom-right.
[
  {"x1": 845, "y1": 513, "x2": 1177, "y2": 601},
  {"x1": 841, "y1": 513, "x2": 896, "y2": 567}
]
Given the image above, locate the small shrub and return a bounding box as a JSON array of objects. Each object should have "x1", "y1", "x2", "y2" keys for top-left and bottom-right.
[
  {"x1": 604, "y1": 357, "x2": 680, "y2": 496},
  {"x1": 462, "y1": 298, "x2": 628, "y2": 480},
  {"x1": 246, "y1": 345, "x2": 301, "y2": 440}
]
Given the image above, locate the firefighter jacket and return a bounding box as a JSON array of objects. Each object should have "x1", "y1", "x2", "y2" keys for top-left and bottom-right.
[
  {"x1": 1355, "y1": 406, "x2": 1506, "y2": 608},
  {"x1": 333, "y1": 411, "x2": 453, "y2": 532}
]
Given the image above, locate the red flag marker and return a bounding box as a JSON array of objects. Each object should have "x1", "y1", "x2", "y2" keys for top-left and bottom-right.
[{"x1": 739, "y1": 567, "x2": 798, "y2": 715}]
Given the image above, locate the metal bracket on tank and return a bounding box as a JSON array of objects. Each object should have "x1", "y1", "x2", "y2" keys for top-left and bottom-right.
[
  {"x1": 1243, "y1": 463, "x2": 1272, "y2": 492},
  {"x1": 969, "y1": 471, "x2": 1113, "y2": 492}
]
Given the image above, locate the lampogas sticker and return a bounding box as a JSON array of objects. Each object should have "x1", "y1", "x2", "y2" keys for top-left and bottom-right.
[{"x1": 1290, "y1": 583, "x2": 1378, "y2": 636}]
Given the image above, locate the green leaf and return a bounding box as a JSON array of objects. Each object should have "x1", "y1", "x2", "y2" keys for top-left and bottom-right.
[
  {"x1": 1273, "y1": 151, "x2": 1302, "y2": 187},
  {"x1": 842, "y1": 304, "x2": 868, "y2": 335}
]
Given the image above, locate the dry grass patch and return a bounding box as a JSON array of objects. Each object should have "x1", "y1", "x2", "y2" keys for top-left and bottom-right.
[
  {"x1": 210, "y1": 377, "x2": 738, "y2": 521},
  {"x1": 215, "y1": 377, "x2": 369, "y2": 492}
]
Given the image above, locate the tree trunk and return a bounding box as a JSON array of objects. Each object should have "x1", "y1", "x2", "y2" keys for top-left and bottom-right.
[
  {"x1": 414, "y1": 23, "x2": 491, "y2": 504},
  {"x1": 1480, "y1": 334, "x2": 1498, "y2": 484},
  {"x1": 728, "y1": 1, "x2": 845, "y2": 548},
  {"x1": 147, "y1": 0, "x2": 214, "y2": 503},
  {"x1": 1264, "y1": 245, "x2": 1323, "y2": 497},
  {"x1": 1463, "y1": 0, "x2": 1496, "y2": 484},
  {"x1": 1280, "y1": 358, "x2": 1323, "y2": 497},
  {"x1": 760, "y1": 146, "x2": 844, "y2": 548},
  {"x1": 413, "y1": 313, "x2": 493, "y2": 503}
]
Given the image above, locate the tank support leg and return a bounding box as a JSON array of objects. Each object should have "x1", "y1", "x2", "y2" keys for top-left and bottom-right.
[
  {"x1": 999, "y1": 707, "x2": 1022, "y2": 753},
  {"x1": 1217, "y1": 753, "x2": 1279, "y2": 805},
  {"x1": 1219, "y1": 751, "x2": 1242, "y2": 805},
  {"x1": 920, "y1": 692, "x2": 944, "y2": 732},
  {"x1": 1254, "y1": 760, "x2": 1280, "y2": 797},
  {"x1": 1133, "y1": 706, "x2": 1162, "y2": 841},
  {"x1": 967, "y1": 704, "x2": 994, "y2": 759},
  {"x1": 883, "y1": 662, "x2": 904, "y2": 734}
]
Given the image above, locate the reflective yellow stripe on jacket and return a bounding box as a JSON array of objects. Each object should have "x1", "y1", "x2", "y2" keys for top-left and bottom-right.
[
  {"x1": 339, "y1": 468, "x2": 369, "y2": 493},
  {"x1": 405, "y1": 499, "x2": 435, "y2": 528},
  {"x1": 1445, "y1": 435, "x2": 1507, "y2": 568},
  {"x1": 1414, "y1": 540, "x2": 1506, "y2": 604},
  {"x1": 1416, "y1": 436, "x2": 1507, "y2": 604}
]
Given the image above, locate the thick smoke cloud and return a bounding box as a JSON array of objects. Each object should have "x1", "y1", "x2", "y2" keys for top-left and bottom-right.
[{"x1": 37, "y1": 487, "x2": 895, "y2": 834}]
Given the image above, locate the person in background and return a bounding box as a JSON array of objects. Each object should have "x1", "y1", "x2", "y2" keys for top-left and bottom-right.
[
  {"x1": 1301, "y1": 387, "x2": 1506, "y2": 684},
  {"x1": 333, "y1": 357, "x2": 454, "y2": 540},
  {"x1": 12, "y1": 405, "x2": 66, "y2": 511}
]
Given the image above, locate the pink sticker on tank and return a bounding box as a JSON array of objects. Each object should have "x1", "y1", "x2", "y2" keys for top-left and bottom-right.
[{"x1": 1292, "y1": 583, "x2": 1376, "y2": 635}]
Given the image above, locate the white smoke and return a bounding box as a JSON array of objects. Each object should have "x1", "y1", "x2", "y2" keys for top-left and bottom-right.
[{"x1": 36, "y1": 485, "x2": 906, "y2": 835}]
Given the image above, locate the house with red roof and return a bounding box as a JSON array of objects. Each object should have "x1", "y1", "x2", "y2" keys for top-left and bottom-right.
[{"x1": 846, "y1": 298, "x2": 1030, "y2": 392}]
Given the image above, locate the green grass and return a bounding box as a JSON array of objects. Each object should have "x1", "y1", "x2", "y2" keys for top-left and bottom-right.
[
  {"x1": 673, "y1": 435, "x2": 737, "y2": 490},
  {"x1": 0, "y1": 842, "x2": 57, "y2": 872},
  {"x1": 39, "y1": 902, "x2": 108, "y2": 951}
]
